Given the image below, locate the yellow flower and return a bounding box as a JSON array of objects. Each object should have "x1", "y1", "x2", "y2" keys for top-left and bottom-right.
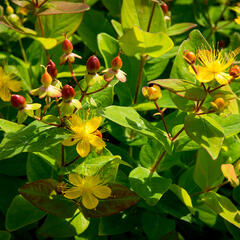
[
  {"x1": 231, "y1": 5, "x2": 240, "y2": 24},
  {"x1": 64, "y1": 173, "x2": 111, "y2": 209},
  {"x1": 0, "y1": 67, "x2": 22, "y2": 101},
  {"x1": 62, "y1": 115, "x2": 106, "y2": 157},
  {"x1": 190, "y1": 48, "x2": 240, "y2": 85}
]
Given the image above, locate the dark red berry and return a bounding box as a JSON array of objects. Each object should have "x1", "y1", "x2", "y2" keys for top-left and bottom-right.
[
  {"x1": 111, "y1": 56, "x2": 122, "y2": 71},
  {"x1": 229, "y1": 65, "x2": 240, "y2": 79},
  {"x1": 161, "y1": 2, "x2": 168, "y2": 15},
  {"x1": 47, "y1": 60, "x2": 58, "y2": 79},
  {"x1": 11, "y1": 95, "x2": 26, "y2": 109},
  {"x1": 86, "y1": 55, "x2": 100, "y2": 74},
  {"x1": 62, "y1": 38, "x2": 73, "y2": 54},
  {"x1": 62, "y1": 85, "x2": 75, "y2": 101}
]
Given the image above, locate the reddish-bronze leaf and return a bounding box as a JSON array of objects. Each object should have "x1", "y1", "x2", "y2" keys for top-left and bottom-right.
[
  {"x1": 81, "y1": 184, "x2": 139, "y2": 218},
  {"x1": 19, "y1": 179, "x2": 77, "y2": 218},
  {"x1": 38, "y1": 1, "x2": 90, "y2": 16}
]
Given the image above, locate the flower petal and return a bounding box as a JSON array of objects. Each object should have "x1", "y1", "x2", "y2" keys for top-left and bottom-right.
[
  {"x1": 0, "y1": 86, "x2": 11, "y2": 102},
  {"x1": 76, "y1": 140, "x2": 90, "y2": 158},
  {"x1": 25, "y1": 103, "x2": 41, "y2": 110},
  {"x1": 82, "y1": 192, "x2": 99, "y2": 209},
  {"x1": 72, "y1": 99, "x2": 82, "y2": 110},
  {"x1": 196, "y1": 66, "x2": 215, "y2": 82},
  {"x1": 7, "y1": 80, "x2": 22, "y2": 92},
  {"x1": 116, "y1": 70, "x2": 127, "y2": 82},
  {"x1": 62, "y1": 135, "x2": 79, "y2": 146},
  {"x1": 89, "y1": 134, "x2": 106, "y2": 149},
  {"x1": 64, "y1": 186, "x2": 82, "y2": 199},
  {"x1": 92, "y1": 185, "x2": 111, "y2": 199},
  {"x1": 47, "y1": 85, "x2": 62, "y2": 98},
  {"x1": 69, "y1": 173, "x2": 83, "y2": 186},
  {"x1": 216, "y1": 73, "x2": 231, "y2": 85},
  {"x1": 17, "y1": 110, "x2": 28, "y2": 123},
  {"x1": 85, "y1": 117, "x2": 101, "y2": 134}
]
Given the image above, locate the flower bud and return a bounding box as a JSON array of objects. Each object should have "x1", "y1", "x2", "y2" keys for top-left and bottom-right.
[
  {"x1": 86, "y1": 55, "x2": 100, "y2": 74},
  {"x1": 161, "y1": 2, "x2": 168, "y2": 15},
  {"x1": 142, "y1": 85, "x2": 162, "y2": 101},
  {"x1": 47, "y1": 60, "x2": 58, "y2": 79},
  {"x1": 62, "y1": 37, "x2": 73, "y2": 54},
  {"x1": 111, "y1": 56, "x2": 122, "y2": 71},
  {"x1": 6, "y1": 5, "x2": 14, "y2": 15},
  {"x1": 41, "y1": 67, "x2": 52, "y2": 87},
  {"x1": 183, "y1": 50, "x2": 196, "y2": 65},
  {"x1": 211, "y1": 98, "x2": 225, "y2": 111},
  {"x1": 68, "y1": 54, "x2": 75, "y2": 64},
  {"x1": 95, "y1": 130, "x2": 102, "y2": 139},
  {"x1": 11, "y1": 95, "x2": 26, "y2": 109},
  {"x1": 62, "y1": 85, "x2": 75, "y2": 101},
  {"x1": 229, "y1": 65, "x2": 240, "y2": 79}
]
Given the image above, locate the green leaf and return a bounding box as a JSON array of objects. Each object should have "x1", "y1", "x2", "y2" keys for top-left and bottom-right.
[
  {"x1": 32, "y1": 37, "x2": 57, "y2": 50},
  {"x1": 38, "y1": 1, "x2": 89, "y2": 15},
  {"x1": 211, "y1": 114, "x2": 240, "y2": 138},
  {"x1": 111, "y1": 20, "x2": 123, "y2": 37},
  {"x1": 0, "y1": 231, "x2": 11, "y2": 240},
  {"x1": 221, "y1": 164, "x2": 239, "y2": 188},
  {"x1": 5, "y1": 195, "x2": 46, "y2": 231},
  {"x1": 170, "y1": 29, "x2": 210, "y2": 81},
  {"x1": 184, "y1": 114, "x2": 224, "y2": 160},
  {"x1": 121, "y1": 0, "x2": 166, "y2": 33},
  {"x1": 169, "y1": 184, "x2": 194, "y2": 214},
  {"x1": 225, "y1": 220, "x2": 240, "y2": 240},
  {"x1": 38, "y1": 210, "x2": 89, "y2": 238},
  {"x1": 129, "y1": 167, "x2": 172, "y2": 205},
  {"x1": 81, "y1": 184, "x2": 139, "y2": 218},
  {"x1": 98, "y1": 33, "x2": 119, "y2": 68},
  {"x1": 77, "y1": 9, "x2": 115, "y2": 53},
  {"x1": 100, "y1": 106, "x2": 172, "y2": 154},
  {"x1": 57, "y1": 65, "x2": 86, "y2": 78},
  {"x1": 98, "y1": 212, "x2": 138, "y2": 236},
  {"x1": 202, "y1": 192, "x2": 240, "y2": 228},
  {"x1": 0, "y1": 119, "x2": 24, "y2": 133},
  {"x1": 167, "y1": 23, "x2": 197, "y2": 36},
  {"x1": 193, "y1": 149, "x2": 224, "y2": 190},
  {"x1": 0, "y1": 174, "x2": 25, "y2": 214},
  {"x1": 170, "y1": 92, "x2": 196, "y2": 112},
  {"x1": 19, "y1": 179, "x2": 77, "y2": 218},
  {"x1": 27, "y1": 153, "x2": 57, "y2": 182},
  {"x1": 141, "y1": 212, "x2": 175, "y2": 240},
  {"x1": 0, "y1": 120, "x2": 68, "y2": 160},
  {"x1": 36, "y1": 14, "x2": 83, "y2": 41},
  {"x1": 119, "y1": 26, "x2": 174, "y2": 57},
  {"x1": 149, "y1": 78, "x2": 206, "y2": 101}
]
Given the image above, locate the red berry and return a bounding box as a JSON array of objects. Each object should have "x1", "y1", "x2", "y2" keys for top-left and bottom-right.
[
  {"x1": 11, "y1": 95, "x2": 26, "y2": 109},
  {"x1": 86, "y1": 55, "x2": 100, "y2": 74},
  {"x1": 47, "y1": 60, "x2": 58, "y2": 79},
  {"x1": 183, "y1": 50, "x2": 196, "y2": 65},
  {"x1": 111, "y1": 56, "x2": 122, "y2": 71},
  {"x1": 161, "y1": 2, "x2": 168, "y2": 15},
  {"x1": 62, "y1": 85, "x2": 75, "y2": 101},
  {"x1": 62, "y1": 38, "x2": 73, "y2": 54}
]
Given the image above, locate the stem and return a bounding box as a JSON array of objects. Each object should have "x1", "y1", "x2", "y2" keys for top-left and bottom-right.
[
  {"x1": 195, "y1": 84, "x2": 208, "y2": 113},
  {"x1": 61, "y1": 144, "x2": 65, "y2": 167},
  {"x1": 34, "y1": 117, "x2": 61, "y2": 127},
  {"x1": 209, "y1": 84, "x2": 225, "y2": 93},
  {"x1": 68, "y1": 62, "x2": 83, "y2": 93},
  {"x1": 196, "y1": 109, "x2": 216, "y2": 115},
  {"x1": 191, "y1": 64, "x2": 198, "y2": 75},
  {"x1": 191, "y1": 179, "x2": 230, "y2": 197},
  {"x1": 38, "y1": 0, "x2": 48, "y2": 8},
  {"x1": 37, "y1": 15, "x2": 49, "y2": 61},
  {"x1": 18, "y1": 38, "x2": 33, "y2": 88},
  {"x1": 154, "y1": 101, "x2": 171, "y2": 140},
  {"x1": 147, "y1": 2, "x2": 156, "y2": 32},
  {"x1": 133, "y1": 55, "x2": 146, "y2": 104},
  {"x1": 63, "y1": 155, "x2": 80, "y2": 167},
  {"x1": 85, "y1": 82, "x2": 109, "y2": 96},
  {"x1": 133, "y1": 1, "x2": 156, "y2": 104},
  {"x1": 150, "y1": 150, "x2": 166, "y2": 174},
  {"x1": 171, "y1": 126, "x2": 185, "y2": 142}
]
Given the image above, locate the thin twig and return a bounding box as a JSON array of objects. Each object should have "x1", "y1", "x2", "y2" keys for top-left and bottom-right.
[
  {"x1": 150, "y1": 150, "x2": 166, "y2": 174},
  {"x1": 63, "y1": 155, "x2": 80, "y2": 167},
  {"x1": 154, "y1": 101, "x2": 171, "y2": 140},
  {"x1": 68, "y1": 62, "x2": 83, "y2": 92},
  {"x1": 61, "y1": 144, "x2": 65, "y2": 167},
  {"x1": 171, "y1": 126, "x2": 185, "y2": 142},
  {"x1": 147, "y1": 2, "x2": 156, "y2": 32},
  {"x1": 85, "y1": 82, "x2": 109, "y2": 96},
  {"x1": 209, "y1": 84, "x2": 225, "y2": 93}
]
